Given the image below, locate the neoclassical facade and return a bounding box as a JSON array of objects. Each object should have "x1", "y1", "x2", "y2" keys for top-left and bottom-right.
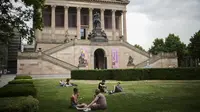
[{"x1": 18, "y1": 0, "x2": 178, "y2": 75}]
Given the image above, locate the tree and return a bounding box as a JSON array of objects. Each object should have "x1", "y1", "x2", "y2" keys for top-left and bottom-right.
[
  {"x1": 134, "y1": 44, "x2": 146, "y2": 52},
  {"x1": 149, "y1": 34, "x2": 187, "y2": 66},
  {"x1": 0, "y1": 0, "x2": 45, "y2": 45},
  {"x1": 188, "y1": 30, "x2": 200, "y2": 59},
  {"x1": 149, "y1": 38, "x2": 165, "y2": 55},
  {"x1": 164, "y1": 34, "x2": 187, "y2": 66},
  {"x1": 188, "y1": 30, "x2": 200, "y2": 66}
]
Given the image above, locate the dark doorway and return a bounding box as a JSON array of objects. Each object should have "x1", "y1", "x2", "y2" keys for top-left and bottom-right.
[{"x1": 94, "y1": 49, "x2": 107, "y2": 69}]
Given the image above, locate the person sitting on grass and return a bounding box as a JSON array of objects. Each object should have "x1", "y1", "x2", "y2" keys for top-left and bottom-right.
[
  {"x1": 98, "y1": 80, "x2": 108, "y2": 93},
  {"x1": 76, "y1": 89, "x2": 107, "y2": 112},
  {"x1": 66, "y1": 78, "x2": 78, "y2": 87},
  {"x1": 70, "y1": 88, "x2": 87, "y2": 108},
  {"x1": 109, "y1": 82, "x2": 123, "y2": 94}
]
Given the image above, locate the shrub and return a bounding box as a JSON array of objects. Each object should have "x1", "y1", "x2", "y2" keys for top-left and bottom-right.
[
  {"x1": 14, "y1": 75, "x2": 32, "y2": 80},
  {"x1": 0, "y1": 84, "x2": 37, "y2": 98},
  {"x1": 71, "y1": 68, "x2": 200, "y2": 81},
  {"x1": 0, "y1": 96, "x2": 39, "y2": 112},
  {"x1": 8, "y1": 79, "x2": 33, "y2": 84}
]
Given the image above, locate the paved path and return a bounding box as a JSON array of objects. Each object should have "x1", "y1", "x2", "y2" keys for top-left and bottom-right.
[{"x1": 0, "y1": 74, "x2": 16, "y2": 88}]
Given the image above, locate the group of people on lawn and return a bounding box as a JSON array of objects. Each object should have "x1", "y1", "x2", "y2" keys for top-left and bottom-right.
[{"x1": 59, "y1": 79, "x2": 123, "y2": 111}]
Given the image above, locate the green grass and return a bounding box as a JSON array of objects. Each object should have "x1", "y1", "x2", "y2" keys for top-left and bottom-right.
[{"x1": 34, "y1": 80, "x2": 200, "y2": 112}]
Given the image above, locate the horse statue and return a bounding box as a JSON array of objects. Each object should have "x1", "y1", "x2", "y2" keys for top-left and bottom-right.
[{"x1": 93, "y1": 12, "x2": 101, "y2": 29}]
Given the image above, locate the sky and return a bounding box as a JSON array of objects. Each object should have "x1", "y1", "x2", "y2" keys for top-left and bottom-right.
[{"x1": 126, "y1": 0, "x2": 200, "y2": 50}]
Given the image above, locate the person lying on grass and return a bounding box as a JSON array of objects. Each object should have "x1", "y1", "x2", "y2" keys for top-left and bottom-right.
[
  {"x1": 59, "y1": 80, "x2": 65, "y2": 86},
  {"x1": 98, "y1": 80, "x2": 108, "y2": 93},
  {"x1": 70, "y1": 88, "x2": 87, "y2": 108},
  {"x1": 109, "y1": 82, "x2": 123, "y2": 94},
  {"x1": 76, "y1": 89, "x2": 107, "y2": 112},
  {"x1": 66, "y1": 78, "x2": 78, "y2": 87}
]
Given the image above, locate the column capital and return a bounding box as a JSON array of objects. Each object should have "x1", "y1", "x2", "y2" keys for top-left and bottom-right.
[
  {"x1": 64, "y1": 6, "x2": 69, "y2": 9},
  {"x1": 101, "y1": 9, "x2": 105, "y2": 12},
  {"x1": 76, "y1": 7, "x2": 82, "y2": 10},
  {"x1": 89, "y1": 8, "x2": 94, "y2": 11},
  {"x1": 51, "y1": 5, "x2": 56, "y2": 8},
  {"x1": 123, "y1": 10, "x2": 127, "y2": 13},
  {"x1": 112, "y1": 9, "x2": 116, "y2": 13}
]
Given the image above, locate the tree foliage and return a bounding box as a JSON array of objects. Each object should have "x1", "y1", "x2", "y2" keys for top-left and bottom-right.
[
  {"x1": 0, "y1": 0, "x2": 45, "y2": 45},
  {"x1": 188, "y1": 30, "x2": 200, "y2": 59},
  {"x1": 149, "y1": 34, "x2": 187, "y2": 66},
  {"x1": 149, "y1": 38, "x2": 165, "y2": 55},
  {"x1": 134, "y1": 44, "x2": 146, "y2": 52}
]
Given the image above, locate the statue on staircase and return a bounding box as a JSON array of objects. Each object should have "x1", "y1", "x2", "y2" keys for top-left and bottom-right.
[
  {"x1": 88, "y1": 12, "x2": 108, "y2": 42},
  {"x1": 78, "y1": 51, "x2": 88, "y2": 67},
  {"x1": 127, "y1": 56, "x2": 135, "y2": 66}
]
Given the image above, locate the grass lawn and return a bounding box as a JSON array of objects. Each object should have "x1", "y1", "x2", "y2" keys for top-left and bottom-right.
[{"x1": 34, "y1": 80, "x2": 200, "y2": 112}]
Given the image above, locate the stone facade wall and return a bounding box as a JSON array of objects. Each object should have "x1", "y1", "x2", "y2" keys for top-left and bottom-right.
[
  {"x1": 18, "y1": 59, "x2": 70, "y2": 75},
  {"x1": 51, "y1": 45, "x2": 149, "y2": 69}
]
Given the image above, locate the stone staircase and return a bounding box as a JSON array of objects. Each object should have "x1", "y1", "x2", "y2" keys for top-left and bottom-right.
[
  {"x1": 41, "y1": 53, "x2": 78, "y2": 70},
  {"x1": 135, "y1": 55, "x2": 161, "y2": 68},
  {"x1": 43, "y1": 41, "x2": 74, "y2": 55},
  {"x1": 121, "y1": 42, "x2": 150, "y2": 57}
]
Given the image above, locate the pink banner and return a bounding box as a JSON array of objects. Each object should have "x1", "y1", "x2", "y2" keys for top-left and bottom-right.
[{"x1": 112, "y1": 48, "x2": 119, "y2": 68}]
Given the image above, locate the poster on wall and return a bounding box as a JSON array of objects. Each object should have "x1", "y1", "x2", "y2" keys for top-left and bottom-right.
[{"x1": 112, "y1": 48, "x2": 119, "y2": 68}]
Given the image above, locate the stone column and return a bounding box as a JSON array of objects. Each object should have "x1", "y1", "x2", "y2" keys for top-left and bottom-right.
[
  {"x1": 51, "y1": 5, "x2": 56, "y2": 40},
  {"x1": 89, "y1": 8, "x2": 93, "y2": 32},
  {"x1": 101, "y1": 9, "x2": 105, "y2": 30},
  {"x1": 35, "y1": 8, "x2": 42, "y2": 42},
  {"x1": 123, "y1": 10, "x2": 127, "y2": 41},
  {"x1": 64, "y1": 6, "x2": 69, "y2": 32},
  {"x1": 77, "y1": 7, "x2": 81, "y2": 39},
  {"x1": 112, "y1": 9, "x2": 116, "y2": 40},
  {"x1": 119, "y1": 12, "x2": 122, "y2": 37}
]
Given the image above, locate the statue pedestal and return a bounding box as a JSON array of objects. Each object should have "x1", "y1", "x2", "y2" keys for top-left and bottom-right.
[{"x1": 90, "y1": 36, "x2": 108, "y2": 42}]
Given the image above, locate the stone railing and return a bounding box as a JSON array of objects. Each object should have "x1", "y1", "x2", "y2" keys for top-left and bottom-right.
[
  {"x1": 121, "y1": 42, "x2": 150, "y2": 57},
  {"x1": 135, "y1": 55, "x2": 161, "y2": 68},
  {"x1": 43, "y1": 40, "x2": 74, "y2": 55},
  {"x1": 18, "y1": 52, "x2": 39, "y2": 59},
  {"x1": 41, "y1": 53, "x2": 78, "y2": 70},
  {"x1": 135, "y1": 52, "x2": 177, "y2": 68}
]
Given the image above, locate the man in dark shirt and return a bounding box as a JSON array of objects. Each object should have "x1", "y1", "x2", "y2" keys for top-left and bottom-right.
[{"x1": 98, "y1": 80, "x2": 107, "y2": 93}]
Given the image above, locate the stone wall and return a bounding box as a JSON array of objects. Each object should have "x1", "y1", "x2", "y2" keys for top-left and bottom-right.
[
  {"x1": 18, "y1": 59, "x2": 70, "y2": 75},
  {"x1": 150, "y1": 58, "x2": 178, "y2": 68}
]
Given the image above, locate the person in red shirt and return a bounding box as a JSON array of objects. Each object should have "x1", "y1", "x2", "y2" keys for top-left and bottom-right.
[{"x1": 70, "y1": 88, "x2": 87, "y2": 108}]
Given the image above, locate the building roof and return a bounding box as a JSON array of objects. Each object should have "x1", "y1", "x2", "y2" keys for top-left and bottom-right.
[{"x1": 66, "y1": 0, "x2": 130, "y2": 5}]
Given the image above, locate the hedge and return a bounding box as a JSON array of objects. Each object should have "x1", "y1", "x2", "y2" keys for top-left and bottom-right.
[
  {"x1": 14, "y1": 75, "x2": 32, "y2": 80},
  {"x1": 0, "y1": 96, "x2": 39, "y2": 112},
  {"x1": 71, "y1": 68, "x2": 200, "y2": 81},
  {"x1": 0, "y1": 84, "x2": 37, "y2": 98},
  {"x1": 8, "y1": 79, "x2": 33, "y2": 84}
]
